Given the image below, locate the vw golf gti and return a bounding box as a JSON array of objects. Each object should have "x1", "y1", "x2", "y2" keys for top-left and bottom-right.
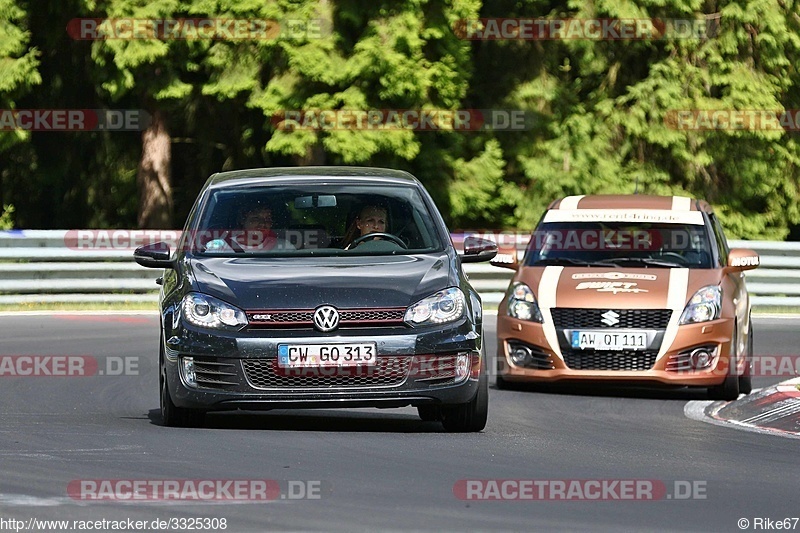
[{"x1": 134, "y1": 167, "x2": 497, "y2": 431}]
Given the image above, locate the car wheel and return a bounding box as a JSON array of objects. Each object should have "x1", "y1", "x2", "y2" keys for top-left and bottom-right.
[
  {"x1": 707, "y1": 333, "x2": 740, "y2": 401},
  {"x1": 495, "y1": 374, "x2": 513, "y2": 390},
  {"x1": 738, "y1": 322, "x2": 754, "y2": 395},
  {"x1": 441, "y1": 369, "x2": 488, "y2": 433},
  {"x1": 417, "y1": 406, "x2": 439, "y2": 421},
  {"x1": 160, "y1": 340, "x2": 205, "y2": 428}
]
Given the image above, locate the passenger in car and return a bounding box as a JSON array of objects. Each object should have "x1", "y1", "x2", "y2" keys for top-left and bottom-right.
[
  {"x1": 342, "y1": 205, "x2": 388, "y2": 249},
  {"x1": 205, "y1": 204, "x2": 296, "y2": 252}
]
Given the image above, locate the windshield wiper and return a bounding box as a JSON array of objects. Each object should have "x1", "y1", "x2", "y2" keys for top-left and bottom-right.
[
  {"x1": 591, "y1": 257, "x2": 683, "y2": 268},
  {"x1": 532, "y1": 258, "x2": 594, "y2": 266}
]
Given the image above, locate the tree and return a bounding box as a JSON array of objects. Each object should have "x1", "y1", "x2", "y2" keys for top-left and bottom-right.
[
  {"x1": 0, "y1": 0, "x2": 40, "y2": 152},
  {"x1": 469, "y1": 0, "x2": 800, "y2": 238}
]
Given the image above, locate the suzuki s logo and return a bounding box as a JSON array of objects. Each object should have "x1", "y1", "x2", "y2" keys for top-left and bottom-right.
[
  {"x1": 313, "y1": 305, "x2": 340, "y2": 332},
  {"x1": 600, "y1": 310, "x2": 620, "y2": 327}
]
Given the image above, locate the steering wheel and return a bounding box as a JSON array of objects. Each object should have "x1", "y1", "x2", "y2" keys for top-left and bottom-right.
[{"x1": 351, "y1": 232, "x2": 407, "y2": 249}]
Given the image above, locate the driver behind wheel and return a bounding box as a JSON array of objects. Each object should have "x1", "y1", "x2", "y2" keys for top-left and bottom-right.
[{"x1": 342, "y1": 205, "x2": 388, "y2": 249}]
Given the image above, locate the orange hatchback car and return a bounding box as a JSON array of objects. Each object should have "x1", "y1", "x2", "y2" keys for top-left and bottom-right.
[{"x1": 493, "y1": 195, "x2": 760, "y2": 400}]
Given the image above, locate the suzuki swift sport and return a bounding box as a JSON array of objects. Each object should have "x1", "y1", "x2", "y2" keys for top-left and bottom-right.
[
  {"x1": 493, "y1": 195, "x2": 759, "y2": 400},
  {"x1": 134, "y1": 167, "x2": 497, "y2": 431}
]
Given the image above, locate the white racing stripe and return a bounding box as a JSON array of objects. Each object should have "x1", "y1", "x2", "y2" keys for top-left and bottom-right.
[
  {"x1": 671, "y1": 196, "x2": 692, "y2": 211},
  {"x1": 538, "y1": 266, "x2": 564, "y2": 359},
  {"x1": 657, "y1": 268, "x2": 689, "y2": 359},
  {"x1": 557, "y1": 195, "x2": 584, "y2": 210}
]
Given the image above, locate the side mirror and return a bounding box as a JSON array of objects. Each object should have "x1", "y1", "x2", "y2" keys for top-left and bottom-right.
[
  {"x1": 460, "y1": 236, "x2": 498, "y2": 263},
  {"x1": 134, "y1": 242, "x2": 174, "y2": 269},
  {"x1": 489, "y1": 237, "x2": 520, "y2": 269},
  {"x1": 489, "y1": 251, "x2": 518, "y2": 270},
  {"x1": 726, "y1": 248, "x2": 760, "y2": 272}
]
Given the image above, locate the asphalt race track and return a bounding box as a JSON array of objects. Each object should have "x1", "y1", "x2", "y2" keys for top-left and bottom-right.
[{"x1": 0, "y1": 314, "x2": 796, "y2": 532}]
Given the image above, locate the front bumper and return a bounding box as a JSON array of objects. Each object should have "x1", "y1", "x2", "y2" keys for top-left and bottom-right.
[
  {"x1": 163, "y1": 318, "x2": 483, "y2": 410},
  {"x1": 496, "y1": 315, "x2": 736, "y2": 387}
]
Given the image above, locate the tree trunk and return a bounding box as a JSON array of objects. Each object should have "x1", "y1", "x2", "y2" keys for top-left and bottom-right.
[
  {"x1": 137, "y1": 110, "x2": 173, "y2": 228},
  {"x1": 293, "y1": 143, "x2": 326, "y2": 166}
]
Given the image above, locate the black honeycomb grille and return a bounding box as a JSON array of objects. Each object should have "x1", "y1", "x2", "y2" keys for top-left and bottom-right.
[
  {"x1": 562, "y1": 349, "x2": 658, "y2": 371},
  {"x1": 552, "y1": 308, "x2": 672, "y2": 329}
]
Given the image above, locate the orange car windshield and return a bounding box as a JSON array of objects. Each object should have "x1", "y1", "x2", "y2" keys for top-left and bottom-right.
[{"x1": 525, "y1": 222, "x2": 714, "y2": 268}]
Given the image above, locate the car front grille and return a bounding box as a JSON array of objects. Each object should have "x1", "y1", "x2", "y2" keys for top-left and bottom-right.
[
  {"x1": 411, "y1": 355, "x2": 462, "y2": 385},
  {"x1": 552, "y1": 308, "x2": 672, "y2": 329},
  {"x1": 242, "y1": 357, "x2": 412, "y2": 389},
  {"x1": 193, "y1": 358, "x2": 238, "y2": 388},
  {"x1": 246, "y1": 307, "x2": 406, "y2": 329},
  {"x1": 562, "y1": 349, "x2": 658, "y2": 371}
]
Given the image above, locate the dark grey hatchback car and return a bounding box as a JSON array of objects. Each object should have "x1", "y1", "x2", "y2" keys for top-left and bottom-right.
[{"x1": 134, "y1": 167, "x2": 497, "y2": 432}]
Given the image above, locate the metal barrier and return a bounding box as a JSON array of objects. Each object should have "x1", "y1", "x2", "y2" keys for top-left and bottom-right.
[{"x1": 0, "y1": 230, "x2": 799, "y2": 307}]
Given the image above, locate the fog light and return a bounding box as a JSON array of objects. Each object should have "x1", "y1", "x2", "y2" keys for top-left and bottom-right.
[
  {"x1": 455, "y1": 354, "x2": 470, "y2": 380},
  {"x1": 181, "y1": 357, "x2": 197, "y2": 387},
  {"x1": 509, "y1": 344, "x2": 532, "y2": 367},
  {"x1": 690, "y1": 349, "x2": 712, "y2": 369}
]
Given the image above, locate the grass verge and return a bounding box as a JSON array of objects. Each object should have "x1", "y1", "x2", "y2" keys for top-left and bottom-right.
[{"x1": 0, "y1": 301, "x2": 158, "y2": 312}]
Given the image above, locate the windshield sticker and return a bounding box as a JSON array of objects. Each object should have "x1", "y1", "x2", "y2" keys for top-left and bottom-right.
[
  {"x1": 572, "y1": 272, "x2": 657, "y2": 281},
  {"x1": 543, "y1": 209, "x2": 704, "y2": 225}
]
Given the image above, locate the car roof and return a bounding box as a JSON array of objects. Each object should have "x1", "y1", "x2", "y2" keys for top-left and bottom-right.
[
  {"x1": 547, "y1": 194, "x2": 713, "y2": 213},
  {"x1": 203, "y1": 166, "x2": 421, "y2": 190}
]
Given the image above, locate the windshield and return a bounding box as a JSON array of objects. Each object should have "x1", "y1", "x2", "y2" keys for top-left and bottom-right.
[
  {"x1": 190, "y1": 183, "x2": 445, "y2": 256},
  {"x1": 524, "y1": 221, "x2": 714, "y2": 268}
]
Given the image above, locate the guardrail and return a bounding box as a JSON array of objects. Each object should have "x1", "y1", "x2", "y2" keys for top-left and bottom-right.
[{"x1": 1, "y1": 230, "x2": 799, "y2": 307}]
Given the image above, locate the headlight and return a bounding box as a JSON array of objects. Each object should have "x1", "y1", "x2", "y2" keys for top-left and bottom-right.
[
  {"x1": 181, "y1": 293, "x2": 248, "y2": 330},
  {"x1": 405, "y1": 287, "x2": 466, "y2": 326},
  {"x1": 506, "y1": 282, "x2": 543, "y2": 323},
  {"x1": 679, "y1": 285, "x2": 721, "y2": 324}
]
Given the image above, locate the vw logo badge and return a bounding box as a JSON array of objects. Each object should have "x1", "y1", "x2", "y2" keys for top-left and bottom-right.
[{"x1": 314, "y1": 305, "x2": 340, "y2": 332}]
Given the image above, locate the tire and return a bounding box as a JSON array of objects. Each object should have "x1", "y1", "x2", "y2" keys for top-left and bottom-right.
[
  {"x1": 708, "y1": 375, "x2": 739, "y2": 401},
  {"x1": 495, "y1": 374, "x2": 518, "y2": 390},
  {"x1": 417, "y1": 406, "x2": 439, "y2": 422},
  {"x1": 739, "y1": 322, "x2": 754, "y2": 395},
  {"x1": 708, "y1": 329, "x2": 740, "y2": 401},
  {"x1": 160, "y1": 340, "x2": 205, "y2": 428},
  {"x1": 441, "y1": 370, "x2": 488, "y2": 433}
]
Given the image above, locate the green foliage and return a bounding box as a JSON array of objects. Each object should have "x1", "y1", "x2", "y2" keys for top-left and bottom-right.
[
  {"x1": 0, "y1": 204, "x2": 14, "y2": 229},
  {"x1": 489, "y1": 0, "x2": 800, "y2": 238},
  {"x1": 450, "y1": 139, "x2": 522, "y2": 228},
  {"x1": 255, "y1": 0, "x2": 479, "y2": 170},
  {"x1": 0, "y1": 0, "x2": 40, "y2": 152}
]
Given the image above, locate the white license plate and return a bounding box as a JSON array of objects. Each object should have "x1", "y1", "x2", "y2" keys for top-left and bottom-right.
[
  {"x1": 571, "y1": 331, "x2": 647, "y2": 351},
  {"x1": 277, "y1": 343, "x2": 377, "y2": 368}
]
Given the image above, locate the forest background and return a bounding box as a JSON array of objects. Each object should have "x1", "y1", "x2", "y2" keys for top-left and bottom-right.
[{"x1": 1, "y1": 0, "x2": 799, "y2": 239}]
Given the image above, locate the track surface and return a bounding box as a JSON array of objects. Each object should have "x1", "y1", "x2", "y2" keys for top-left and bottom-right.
[{"x1": 0, "y1": 314, "x2": 797, "y2": 532}]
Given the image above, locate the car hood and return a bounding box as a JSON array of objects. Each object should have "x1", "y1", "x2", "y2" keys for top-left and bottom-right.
[
  {"x1": 186, "y1": 254, "x2": 453, "y2": 310},
  {"x1": 515, "y1": 266, "x2": 724, "y2": 310}
]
